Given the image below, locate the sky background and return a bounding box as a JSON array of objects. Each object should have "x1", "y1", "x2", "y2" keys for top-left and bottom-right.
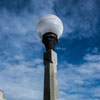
[{"x1": 0, "y1": 0, "x2": 100, "y2": 100}]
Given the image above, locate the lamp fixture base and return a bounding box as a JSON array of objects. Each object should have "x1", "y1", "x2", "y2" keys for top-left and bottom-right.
[{"x1": 42, "y1": 32, "x2": 58, "y2": 51}]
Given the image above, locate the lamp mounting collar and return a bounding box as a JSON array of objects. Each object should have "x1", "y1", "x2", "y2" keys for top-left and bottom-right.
[{"x1": 42, "y1": 32, "x2": 58, "y2": 51}]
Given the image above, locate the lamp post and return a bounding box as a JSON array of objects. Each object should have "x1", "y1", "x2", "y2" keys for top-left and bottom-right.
[{"x1": 36, "y1": 14, "x2": 63, "y2": 100}]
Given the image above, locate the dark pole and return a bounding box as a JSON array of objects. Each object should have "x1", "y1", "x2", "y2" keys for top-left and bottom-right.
[{"x1": 42, "y1": 32, "x2": 58, "y2": 100}]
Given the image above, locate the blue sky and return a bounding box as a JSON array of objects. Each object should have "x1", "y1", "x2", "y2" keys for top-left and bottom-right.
[{"x1": 0, "y1": 0, "x2": 100, "y2": 100}]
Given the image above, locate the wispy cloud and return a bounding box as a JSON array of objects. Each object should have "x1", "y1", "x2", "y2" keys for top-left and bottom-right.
[
  {"x1": 58, "y1": 53, "x2": 100, "y2": 100},
  {"x1": 54, "y1": 0, "x2": 100, "y2": 39},
  {"x1": 2, "y1": 53, "x2": 100, "y2": 100},
  {"x1": 84, "y1": 54, "x2": 100, "y2": 62},
  {"x1": 0, "y1": 58, "x2": 43, "y2": 100},
  {"x1": 0, "y1": 0, "x2": 100, "y2": 40}
]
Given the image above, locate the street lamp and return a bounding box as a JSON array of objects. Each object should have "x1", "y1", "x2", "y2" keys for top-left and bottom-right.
[{"x1": 36, "y1": 14, "x2": 63, "y2": 100}]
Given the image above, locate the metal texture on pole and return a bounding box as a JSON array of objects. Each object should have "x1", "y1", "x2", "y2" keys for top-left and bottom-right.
[{"x1": 43, "y1": 49, "x2": 58, "y2": 100}]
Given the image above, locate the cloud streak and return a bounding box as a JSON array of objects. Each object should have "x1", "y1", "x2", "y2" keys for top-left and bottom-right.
[
  {"x1": 58, "y1": 53, "x2": 100, "y2": 100},
  {"x1": 54, "y1": 0, "x2": 100, "y2": 38},
  {"x1": 0, "y1": 58, "x2": 43, "y2": 100}
]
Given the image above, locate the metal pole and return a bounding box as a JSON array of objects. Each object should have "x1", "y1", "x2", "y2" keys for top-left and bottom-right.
[{"x1": 43, "y1": 49, "x2": 58, "y2": 100}]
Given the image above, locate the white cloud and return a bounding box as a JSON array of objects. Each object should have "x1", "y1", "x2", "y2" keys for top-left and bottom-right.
[
  {"x1": 55, "y1": 0, "x2": 99, "y2": 39},
  {"x1": 0, "y1": 59, "x2": 44, "y2": 100},
  {"x1": 56, "y1": 47, "x2": 66, "y2": 51},
  {"x1": 58, "y1": 54, "x2": 100, "y2": 100},
  {"x1": 0, "y1": 51, "x2": 100, "y2": 100},
  {"x1": 84, "y1": 54, "x2": 100, "y2": 62}
]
